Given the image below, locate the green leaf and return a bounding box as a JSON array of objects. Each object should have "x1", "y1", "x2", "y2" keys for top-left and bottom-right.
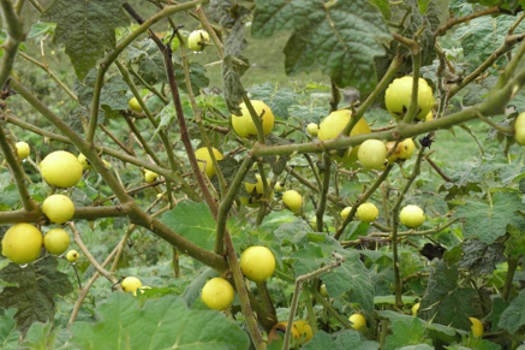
[
  {"x1": 370, "y1": 0, "x2": 391, "y2": 19},
  {"x1": 248, "y1": 83, "x2": 298, "y2": 119},
  {"x1": 419, "y1": 261, "x2": 481, "y2": 329},
  {"x1": 498, "y1": 289, "x2": 525, "y2": 333},
  {"x1": 41, "y1": 0, "x2": 129, "y2": 79},
  {"x1": 252, "y1": 0, "x2": 390, "y2": 92},
  {"x1": 21, "y1": 322, "x2": 72, "y2": 350},
  {"x1": 27, "y1": 22, "x2": 56, "y2": 39},
  {"x1": 459, "y1": 239, "x2": 505, "y2": 275},
  {"x1": 454, "y1": 191, "x2": 525, "y2": 244},
  {"x1": 0, "y1": 256, "x2": 73, "y2": 333},
  {"x1": 0, "y1": 309, "x2": 20, "y2": 350},
  {"x1": 303, "y1": 330, "x2": 379, "y2": 350},
  {"x1": 70, "y1": 293, "x2": 249, "y2": 350},
  {"x1": 160, "y1": 201, "x2": 216, "y2": 251},
  {"x1": 384, "y1": 318, "x2": 432, "y2": 350}
]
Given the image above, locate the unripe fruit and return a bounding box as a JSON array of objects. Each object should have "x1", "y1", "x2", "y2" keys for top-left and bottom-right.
[
  {"x1": 240, "y1": 246, "x2": 276, "y2": 282},
  {"x1": 274, "y1": 181, "x2": 285, "y2": 192},
  {"x1": 340, "y1": 206, "x2": 352, "y2": 220},
  {"x1": 356, "y1": 202, "x2": 379, "y2": 223},
  {"x1": 348, "y1": 313, "x2": 367, "y2": 330},
  {"x1": 121, "y1": 276, "x2": 143, "y2": 293},
  {"x1": 411, "y1": 302, "x2": 420, "y2": 316},
  {"x1": 15, "y1": 141, "x2": 30, "y2": 159},
  {"x1": 40, "y1": 151, "x2": 83, "y2": 188},
  {"x1": 77, "y1": 153, "x2": 91, "y2": 169},
  {"x1": 245, "y1": 174, "x2": 270, "y2": 195},
  {"x1": 128, "y1": 97, "x2": 142, "y2": 112},
  {"x1": 320, "y1": 284, "x2": 329, "y2": 297},
  {"x1": 1, "y1": 223, "x2": 43, "y2": 264},
  {"x1": 187, "y1": 29, "x2": 210, "y2": 51},
  {"x1": 385, "y1": 76, "x2": 435, "y2": 120},
  {"x1": 293, "y1": 320, "x2": 313, "y2": 344},
  {"x1": 397, "y1": 138, "x2": 416, "y2": 160},
  {"x1": 358, "y1": 139, "x2": 387, "y2": 170},
  {"x1": 231, "y1": 100, "x2": 275, "y2": 138},
  {"x1": 44, "y1": 228, "x2": 70, "y2": 255},
  {"x1": 42, "y1": 194, "x2": 75, "y2": 224},
  {"x1": 469, "y1": 317, "x2": 484, "y2": 338},
  {"x1": 66, "y1": 249, "x2": 79, "y2": 262},
  {"x1": 282, "y1": 190, "x2": 303, "y2": 213},
  {"x1": 201, "y1": 277, "x2": 235, "y2": 310},
  {"x1": 195, "y1": 147, "x2": 224, "y2": 177},
  {"x1": 144, "y1": 170, "x2": 159, "y2": 184},
  {"x1": 306, "y1": 123, "x2": 319, "y2": 137},
  {"x1": 514, "y1": 112, "x2": 525, "y2": 145},
  {"x1": 399, "y1": 205, "x2": 425, "y2": 228}
]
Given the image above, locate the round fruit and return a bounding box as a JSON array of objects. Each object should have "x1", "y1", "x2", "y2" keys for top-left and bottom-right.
[
  {"x1": 293, "y1": 320, "x2": 313, "y2": 343},
  {"x1": 514, "y1": 112, "x2": 525, "y2": 145},
  {"x1": 144, "y1": 170, "x2": 159, "y2": 184},
  {"x1": 349, "y1": 313, "x2": 367, "y2": 330},
  {"x1": 356, "y1": 202, "x2": 379, "y2": 223},
  {"x1": 385, "y1": 76, "x2": 435, "y2": 120},
  {"x1": 240, "y1": 246, "x2": 276, "y2": 282},
  {"x1": 121, "y1": 276, "x2": 143, "y2": 293},
  {"x1": 282, "y1": 190, "x2": 303, "y2": 213},
  {"x1": 399, "y1": 205, "x2": 425, "y2": 228},
  {"x1": 66, "y1": 249, "x2": 79, "y2": 262},
  {"x1": 340, "y1": 206, "x2": 352, "y2": 220},
  {"x1": 77, "y1": 153, "x2": 91, "y2": 169},
  {"x1": 306, "y1": 123, "x2": 319, "y2": 137},
  {"x1": 201, "y1": 277, "x2": 235, "y2": 310},
  {"x1": 40, "y1": 151, "x2": 83, "y2": 188},
  {"x1": 411, "y1": 302, "x2": 420, "y2": 317},
  {"x1": 42, "y1": 194, "x2": 75, "y2": 224},
  {"x1": 274, "y1": 181, "x2": 285, "y2": 192},
  {"x1": 397, "y1": 138, "x2": 416, "y2": 160},
  {"x1": 469, "y1": 317, "x2": 484, "y2": 338},
  {"x1": 231, "y1": 100, "x2": 275, "y2": 138},
  {"x1": 187, "y1": 29, "x2": 210, "y2": 51},
  {"x1": 358, "y1": 139, "x2": 387, "y2": 170},
  {"x1": 128, "y1": 97, "x2": 142, "y2": 112},
  {"x1": 15, "y1": 141, "x2": 30, "y2": 159},
  {"x1": 269, "y1": 322, "x2": 300, "y2": 342},
  {"x1": 320, "y1": 284, "x2": 329, "y2": 297},
  {"x1": 195, "y1": 147, "x2": 224, "y2": 177},
  {"x1": 245, "y1": 174, "x2": 270, "y2": 195},
  {"x1": 1, "y1": 223, "x2": 43, "y2": 264},
  {"x1": 44, "y1": 228, "x2": 70, "y2": 255}
]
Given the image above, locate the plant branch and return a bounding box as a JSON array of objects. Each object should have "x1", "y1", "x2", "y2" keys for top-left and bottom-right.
[
  {"x1": 315, "y1": 153, "x2": 331, "y2": 232},
  {"x1": 434, "y1": 6, "x2": 500, "y2": 37}
]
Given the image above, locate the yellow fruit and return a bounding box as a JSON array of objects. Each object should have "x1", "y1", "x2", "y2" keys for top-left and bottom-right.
[
  {"x1": 1, "y1": 223, "x2": 43, "y2": 264},
  {"x1": 425, "y1": 111, "x2": 433, "y2": 122},
  {"x1": 40, "y1": 151, "x2": 83, "y2": 188},
  {"x1": 195, "y1": 147, "x2": 224, "y2": 177},
  {"x1": 201, "y1": 277, "x2": 235, "y2": 310},
  {"x1": 144, "y1": 170, "x2": 159, "y2": 184},
  {"x1": 66, "y1": 249, "x2": 79, "y2": 262},
  {"x1": 397, "y1": 139, "x2": 416, "y2": 160},
  {"x1": 358, "y1": 139, "x2": 387, "y2": 170},
  {"x1": 240, "y1": 246, "x2": 276, "y2": 282},
  {"x1": 77, "y1": 153, "x2": 91, "y2": 169},
  {"x1": 349, "y1": 313, "x2": 366, "y2": 330},
  {"x1": 42, "y1": 194, "x2": 75, "y2": 224},
  {"x1": 269, "y1": 322, "x2": 300, "y2": 343},
  {"x1": 318, "y1": 110, "x2": 371, "y2": 163},
  {"x1": 356, "y1": 202, "x2": 379, "y2": 223},
  {"x1": 399, "y1": 205, "x2": 425, "y2": 228},
  {"x1": 514, "y1": 112, "x2": 525, "y2": 145},
  {"x1": 411, "y1": 302, "x2": 420, "y2": 316},
  {"x1": 385, "y1": 76, "x2": 435, "y2": 120},
  {"x1": 15, "y1": 141, "x2": 30, "y2": 159},
  {"x1": 293, "y1": 320, "x2": 313, "y2": 344},
  {"x1": 44, "y1": 228, "x2": 70, "y2": 255},
  {"x1": 274, "y1": 181, "x2": 285, "y2": 192},
  {"x1": 231, "y1": 100, "x2": 275, "y2": 138},
  {"x1": 320, "y1": 284, "x2": 329, "y2": 297},
  {"x1": 245, "y1": 174, "x2": 268, "y2": 194},
  {"x1": 187, "y1": 29, "x2": 210, "y2": 51},
  {"x1": 306, "y1": 123, "x2": 319, "y2": 137},
  {"x1": 282, "y1": 190, "x2": 303, "y2": 213},
  {"x1": 121, "y1": 276, "x2": 143, "y2": 293},
  {"x1": 340, "y1": 206, "x2": 352, "y2": 220},
  {"x1": 128, "y1": 97, "x2": 142, "y2": 112},
  {"x1": 469, "y1": 317, "x2": 484, "y2": 338}
]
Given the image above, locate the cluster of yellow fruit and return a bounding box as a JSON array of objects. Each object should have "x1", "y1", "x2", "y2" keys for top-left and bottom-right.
[
  {"x1": 201, "y1": 246, "x2": 275, "y2": 311},
  {"x1": 269, "y1": 320, "x2": 313, "y2": 345}
]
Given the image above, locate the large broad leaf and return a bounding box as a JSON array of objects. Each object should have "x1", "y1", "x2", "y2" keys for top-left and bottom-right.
[
  {"x1": 454, "y1": 191, "x2": 525, "y2": 244},
  {"x1": 303, "y1": 330, "x2": 378, "y2": 350},
  {"x1": 42, "y1": 0, "x2": 129, "y2": 79},
  {"x1": 252, "y1": 0, "x2": 390, "y2": 92},
  {"x1": 70, "y1": 293, "x2": 249, "y2": 350},
  {"x1": 498, "y1": 289, "x2": 525, "y2": 333},
  {"x1": 383, "y1": 318, "x2": 432, "y2": 350},
  {"x1": 160, "y1": 201, "x2": 216, "y2": 251},
  {"x1": 0, "y1": 256, "x2": 73, "y2": 333},
  {"x1": 0, "y1": 309, "x2": 20, "y2": 350}
]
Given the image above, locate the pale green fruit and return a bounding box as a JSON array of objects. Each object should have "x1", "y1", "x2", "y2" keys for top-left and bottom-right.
[
  {"x1": 357, "y1": 139, "x2": 387, "y2": 170},
  {"x1": 66, "y1": 249, "x2": 79, "y2": 262},
  {"x1": 306, "y1": 123, "x2": 319, "y2": 137},
  {"x1": 187, "y1": 30, "x2": 210, "y2": 51},
  {"x1": 1, "y1": 223, "x2": 43, "y2": 264},
  {"x1": 240, "y1": 246, "x2": 276, "y2": 282},
  {"x1": 201, "y1": 277, "x2": 234, "y2": 310},
  {"x1": 399, "y1": 205, "x2": 425, "y2": 228},
  {"x1": 282, "y1": 190, "x2": 303, "y2": 213},
  {"x1": 42, "y1": 194, "x2": 75, "y2": 224},
  {"x1": 356, "y1": 202, "x2": 379, "y2": 223},
  {"x1": 44, "y1": 228, "x2": 70, "y2": 255},
  {"x1": 231, "y1": 100, "x2": 275, "y2": 138},
  {"x1": 15, "y1": 141, "x2": 30, "y2": 159},
  {"x1": 40, "y1": 151, "x2": 83, "y2": 188},
  {"x1": 514, "y1": 112, "x2": 525, "y2": 145},
  {"x1": 385, "y1": 76, "x2": 435, "y2": 120}
]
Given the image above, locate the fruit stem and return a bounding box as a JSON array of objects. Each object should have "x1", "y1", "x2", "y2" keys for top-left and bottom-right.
[
  {"x1": 315, "y1": 153, "x2": 331, "y2": 232},
  {"x1": 310, "y1": 286, "x2": 353, "y2": 329},
  {"x1": 502, "y1": 256, "x2": 520, "y2": 301}
]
